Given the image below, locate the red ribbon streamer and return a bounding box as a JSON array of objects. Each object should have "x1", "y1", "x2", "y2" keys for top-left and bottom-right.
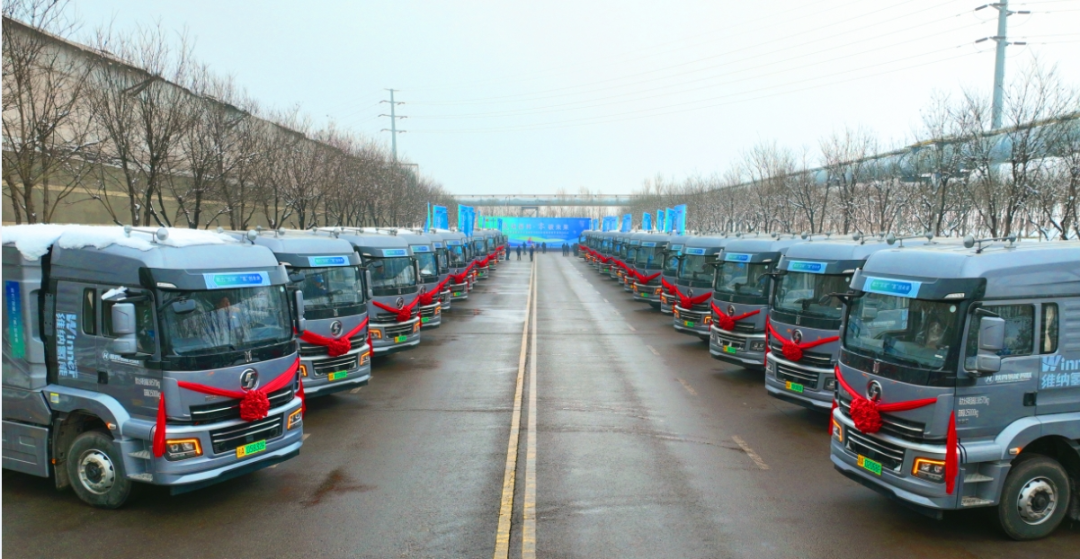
[
  {"x1": 639, "y1": 271, "x2": 662, "y2": 284},
  {"x1": 833, "y1": 366, "x2": 957, "y2": 494},
  {"x1": 710, "y1": 301, "x2": 759, "y2": 331},
  {"x1": 765, "y1": 321, "x2": 839, "y2": 362},
  {"x1": 371, "y1": 297, "x2": 419, "y2": 323},
  {"x1": 419, "y1": 277, "x2": 450, "y2": 306},
  {"x1": 449, "y1": 262, "x2": 475, "y2": 284},
  {"x1": 298, "y1": 317, "x2": 369, "y2": 357}
]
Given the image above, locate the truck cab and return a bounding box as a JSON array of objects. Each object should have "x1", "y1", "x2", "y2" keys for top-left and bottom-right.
[
  {"x1": 709, "y1": 235, "x2": 805, "y2": 368},
  {"x1": 331, "y1": 230, "x2": 422, "y2": 355},
  {"x1": 427, "y1": 231, "x2": 454, "y2": 312},
  {"x1": 473, "y1": 233, "x2": 492, "y2": 281},
  {"x1": 395, "y1": 231, "x2": 443, "y2": 329},
  {"x1": 597, "y1": 232, "x2": 615, "y2": 275},
  {"x1": 3, "y1": 225, "x2": 304, "y2": 508},
  {"x1": 672, "y1": 236, "x2": 729, "y2": 341},
  {"x1": 830, "y1": 240, "x2": 1080, "y2": 540},
  {"x1": 610, "y1": 233, "x2": 629, "y2": 281},
  {"x1": 620, "y1": 234, "x2": 644, "y2": 292},
  {"x1": 443, "y1": 231, "x2": 471, "y2": 301},
  {"x1": 631, "y1": 233, "x2": 670, "y2": 306},
  {"x1": 240, "y1": 229, "x2": 372, "y2": 398},
  {"x1": 658, "y1": 234, "x2": 688, "y2": 314}
]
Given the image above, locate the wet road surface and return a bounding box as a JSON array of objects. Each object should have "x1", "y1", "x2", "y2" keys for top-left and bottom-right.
[{"x1": 4, "y1": 255, "x2": 1079, "y2": 558}]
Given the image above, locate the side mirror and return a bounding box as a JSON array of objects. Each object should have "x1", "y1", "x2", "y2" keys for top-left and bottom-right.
[
  {"x1": 170, "y1": 299, "x2": 197, "y2": 314},
  {"x1": 108, "y1": 303, "x2": 138, "y2": 355},
  {"x1": 365, "y1": 269, "x2": 375, "y2": 300},
  {"x1": 975, "y1": 354, "x2": 1002, "y2": 374},
  {"x1": 294, "y1": 289, "x2": 306, "y2": 333},
  {"x1": 978, "y1": 316, "x2": 1006, "y2": 353},
  {"x1": 288, "y1": 271, "x2": 306, "y2": 283}
]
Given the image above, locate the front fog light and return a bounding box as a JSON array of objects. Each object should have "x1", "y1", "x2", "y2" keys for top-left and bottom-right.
[
  {"x1": 165, "y1": 438, "x2": 202, "y2": 461},
  {"x1": 749, "y1": 340, "x2": 766, "y2": 351},
  {"x1": 913, "y1": 458, "x2": 946, "y2": 483}
]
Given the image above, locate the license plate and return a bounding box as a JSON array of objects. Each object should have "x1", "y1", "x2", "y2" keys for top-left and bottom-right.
[
  {"x1": 236, "y1": 439, "x2": 266, "y2": 459},
  {"x1": 394, "y1": 335, "x2": 408, "y2": 343},
  {"x1": 328, "y1": 371, "x2": 347, "y2": 381},
  {"x1": 857, "y1": 455, "x2": 882, "y2": 476},
  {"x1": 454, "y1": 292, "x2": 462, "y2": 296},
  {"x1": 684, "y1": 321, "x2": 695, "y2": 327},
  {"x1": 785, "y1": 381, "x2": 804, "y2": 393},
  {"x1": 421, "y1": 317, "x2": 430, "y2": 323},
  {"x1": 723, "y1": 345, "x2": 737, "y2": 354}
]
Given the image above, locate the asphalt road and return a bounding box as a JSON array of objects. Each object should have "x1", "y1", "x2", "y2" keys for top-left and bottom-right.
[{"x1": 4, "y1": 254, "x2": 1079, "y2": 558}]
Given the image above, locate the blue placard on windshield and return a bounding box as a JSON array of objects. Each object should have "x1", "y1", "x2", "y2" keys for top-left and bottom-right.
[
  {"x1": 447, "y1": 240, "x2": 460, "y2": 245},
  {"x1": 307, "y1": 255, "x2": 351, "y2": 267},
  {"x1": 411, "y1": 245, "x2": 431, "y2": 252},
  {"x1": 724, "y1": 252, "x2": 751, "y2": 262},
  {"x1": 641, "y1": 242, "x2": 657, "y2": 247},
  {"x1": 863, "y1": 276, "x2": 922, "y2": 298},
  {"x1": 685, "y1": 247, "x2": 706, "y2": 255},
  {"x1": 670, "y1": 244, "x2": 683, "y2": 250},
  {"x1": 433, "y1": 242, "x2": 444, "y2": 248},
  {"x1": 203, "y1": 272, "x2": 271, "y2": 290},
  {"x1": 383, "y1": 248, "x2": 408, "y2": 257},
  {"x1": 787, "y1": 260, "x2": 826, "y2": 274}
]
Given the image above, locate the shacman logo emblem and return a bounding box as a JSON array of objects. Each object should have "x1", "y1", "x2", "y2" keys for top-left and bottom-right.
[
  {"x1": 792, "y1": 329, "x2": 803, "y2": 344},
  {"x1": 395, "y1": 297, "x2": 405, "y2": 309},
  {"x1": 867, "y1": 380, "x2": 883, "y2": 401},
  {"x1": 330, "y1": 320, "x2": 343, "y2": 337},
  {"x1": 727, "y1": 304, "x2": 735, "y2": 316},
  {"x1": 240, "y1": 368, "x2": 259, "y2": 391}
]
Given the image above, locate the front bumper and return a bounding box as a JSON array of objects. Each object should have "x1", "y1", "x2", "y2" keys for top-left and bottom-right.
[
  {"x1": 659, "y1": 293, "x2": 674, "y2": 314},
  {"x1": 764, "y1": 353, "x2": 834, "y2": 410},
  {"x1": 632, "y1": 283, "x2": 662, "y2": 303},
  {"x1": 439, "y1": 289, "x2": 452, "y2": 311},
  {"x1": 420, "y1": 302, "x2": 442, "y2": 329},
  {"x1": 300, "y1": 345, "x2": 373, "y2": 397},
  {"x1": 449, "y1": 282, "x2": 469, "y2": 301},
  {"x1": 708, "y1": 326, "x2": 766, "y2": 368},
  {"x1": 672, "y1": 305, "x2": 711, "y2": 337},
  {"x1": 370, "y1": 319, "x2": 422, "y2": 354}
]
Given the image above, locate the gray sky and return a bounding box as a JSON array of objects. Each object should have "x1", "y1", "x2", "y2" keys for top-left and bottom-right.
[{"x1": 71, "y1": 0, "x2": 1080, "y2": 196}]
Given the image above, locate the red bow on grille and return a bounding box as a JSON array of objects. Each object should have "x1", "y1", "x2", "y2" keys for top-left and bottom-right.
[
  {"x1": 153, "y1": 358, "x2": 302, "y2": 458},
  {"x1": 449, "y1": 262, "x2": 475, "y2": 284},
  {"x1": 661, "y1": 277, "x2": 679, "y2": 295},
  {"x1": 639, "y1": 271, "x2": 662, "y2": 283},
  {"x1": 372, "y1": 297, "x2": 419, "y2": 322},
  {"x1": 765, "y1": 321, "x2": 839, "y2": 362},
  {"x1": 710, "y1": 301, "x2": 758, "y2": 331},
  {"x1": 834, "y1": 366, "x2": 957, "y2": 494},
  {"x1": 419, "y1": 277, "x2": 450, "y2": 306},
  {"x1": 298, "y1": 317, "x2": 369, "y2": 358},
  {"x1": 678, "y1": 290, "x2": 713, "y2": 309}
]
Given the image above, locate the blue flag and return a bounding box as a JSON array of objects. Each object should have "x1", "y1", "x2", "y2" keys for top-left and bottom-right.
[
  {"x1": 673, "y1": 204, "x2": 687, "y2": 235},
  {"x1": 642, "y1": 212, "x2": 652, "y2": 231}
]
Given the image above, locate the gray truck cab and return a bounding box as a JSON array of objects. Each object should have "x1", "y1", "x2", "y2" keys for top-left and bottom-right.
[
  {"x1": 620, "y1": 233, "x2": 645, "y2": 291},
  {"x1": 442, "y1": 230, "x2": 471, "y2": 301},
  {"x1": 673, "y1": 236, "x2": 730, "y2": 340},
  {"x1": 597, "y1": 232, "x2": 615, "y2": 275},
  {"x1": 239, "y1": 229, "x2": 372, "y2": 397},
  {"x1": 330, "y1": 230, "x2": 422, "y2": 355},
  {"x1": 610, "y1": 233, "x2": 630, "y2": 281},
  {"x1": 427, "y1": 230, "x2": 454, "y2": 311},
  {"x1": 473, "y1": 232, "x2": 492, "y2": 281},
  {"x1": 708, "y1": 235, "x2": 806, "y2": 367},
  {"x1": 632, "y1": 233, "x2": 670, "y2": 305},
  {"x1": 764, "y1": 236, "x2": 928, "y2": 410},
  {"x1": 2, "y1": 225, "x2": 304, "y2": 508},
  {"x1": 659, "y1": 234, "x2": 688, "y2": 314},
  {"x1": 394, "y1": 230, "x2": 443, "y2": 329},
  {"x1": 831, "y1": 239, "x2": 1080, "y2": 540}
]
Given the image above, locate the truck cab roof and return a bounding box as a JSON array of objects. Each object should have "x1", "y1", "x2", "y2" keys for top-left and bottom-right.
[
  {"x1": 720, "y1": 235, "x2": 809, "y2": 263},
  {"x1": 320, "y1": 229, "x2": 413, "y2": 257},
  {"x1": 230, "y1": 229, "x2": 362, "y2": 268}
]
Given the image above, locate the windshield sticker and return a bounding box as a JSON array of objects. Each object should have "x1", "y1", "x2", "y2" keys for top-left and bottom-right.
[
  {"x1": 203, "y1": 272, "x2": 271, "y2": 290},
  {"x1": 433, "y1": 242, "x2": 443, "y2": 248},
  {"x1": 5, "y1": 281, "x2": 26, "y2": 359},
  {"x1": 383, "y1": 249, "x2": 408, "y2": 257},
  {"x1": 307, "y1": 255, "x2": 351, "y2": 267},
  {"x1": 641, "y1": 242, "x2": 657, "y2": 247},
  {"x1": 410, "y1": 245, "x2": 431, "y2": 252},
  {"x1": 862, "y1": 276, "x2": 921, "y2": 298},
  {"x1": 686, "y1": 247, "x2": 707, "y2": 255},
  {"x1": 724, "y1": 252, "x2": 751, "y2": 262},
  {"x1": 787, "y1": 260, "x2": 826, "y2": 274},
  {"x1": 671, "y1": 244, "x2": 683, "y2": 250},
  {"x1": 55, "y1": 312, "x2": 78, "y2": 378}
]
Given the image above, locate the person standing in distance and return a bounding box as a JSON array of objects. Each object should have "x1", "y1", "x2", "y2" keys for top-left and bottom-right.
[
  {"x1": 516, "y1": 244, "x2": 522, "y2": 260},
  {"x1": 529, "y1": 243, "x2": 535, "y2": 261}
]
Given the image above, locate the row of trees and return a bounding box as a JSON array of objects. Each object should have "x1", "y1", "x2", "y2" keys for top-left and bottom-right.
[
  {"x1": 3, "y1": 0, "x2": 455, "y2": 229},
  {"x1": 622, "y1": 63, "x2": 1079, "y2": 241}
]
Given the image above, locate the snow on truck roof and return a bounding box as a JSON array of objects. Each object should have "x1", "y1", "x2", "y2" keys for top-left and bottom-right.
[{"x1": 1, "y1": 224, "x2": 235, "y2": 261}]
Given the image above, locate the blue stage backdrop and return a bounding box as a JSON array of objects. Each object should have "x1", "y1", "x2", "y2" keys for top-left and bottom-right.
[{"x1": 495, "y1": 217, "x2": 591, "y2": 248}]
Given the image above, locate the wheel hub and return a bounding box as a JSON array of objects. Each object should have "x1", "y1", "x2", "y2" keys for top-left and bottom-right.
[
  {"x1": 77, "y1": 449, "x2": 116, "y2": 495},
  {"x1": 1016, "y1": 477, "x2": 1056, "y2": 525}
]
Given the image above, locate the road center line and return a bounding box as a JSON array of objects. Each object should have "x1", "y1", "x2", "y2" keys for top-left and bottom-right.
[
  {"x1": 646, "y1": 345, "x2": 661, "y2": 356},
  {"x1": 676, "y1": 377, "x2": 698, "y2": 397},
  {"x1": 493, "y1": 261, "x2": 534, "y2": 559},
  {"x1": 627, "y1": 324, "x2": 636, "y2": 332},
  {"x1": 522, "y1": 260, "x2": 539, "y2": 559},
  {"x1": 732, "y1": 435, "x2": 770, "y2": 470}
]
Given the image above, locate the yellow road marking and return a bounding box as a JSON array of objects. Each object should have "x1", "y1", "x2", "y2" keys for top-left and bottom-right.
[
  {"x1": 349, "y1": 386, "x2": 363, "y2": 394},
  {"x1": 493, "y1": 259, "x2": 534, "y2": 559},
  {"x1": 732, "y1": 435, "x2": 770, "y2": 470},
  {"x1": 676, "y1": 377, "x2": 698, "y2": 397},
  {"x1": 523, "y1": 263, "x2": 538, "y2": 559}
]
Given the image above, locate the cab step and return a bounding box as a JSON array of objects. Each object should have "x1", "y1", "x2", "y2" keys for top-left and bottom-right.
[
  {"x1": 128, "y1": 473, "x2": 153, "y2": 482},
  {"x1": 961, "y1": 496, "x2": 994, "y2": 507},
  {"x1": 128, "y1": 450, "x2": 152, "y2": 460},
  {"x1": 963, "y1": 473, "x2": 994, "y2": 483}
]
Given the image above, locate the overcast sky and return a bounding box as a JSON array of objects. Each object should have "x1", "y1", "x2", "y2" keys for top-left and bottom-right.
[{"x1": 70, "y1": 0, "x2": 1080, "y2": 196}]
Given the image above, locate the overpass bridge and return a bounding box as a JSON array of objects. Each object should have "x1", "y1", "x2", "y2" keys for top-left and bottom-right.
[{"x1": 454, "y1": 195, "x2": 641, "y2": 215}]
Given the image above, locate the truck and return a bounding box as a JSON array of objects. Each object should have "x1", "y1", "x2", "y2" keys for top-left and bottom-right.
[
  {"x1": 830, "y1": 238, "x2": 1080, "y2": 540},
  {"x1": 240, "y1": 229, "x2": 372, "y2": 397},
  {"x1": 596, "y1": 232, "x2": 615, "y2": 276},
  {"x1": 620, "y1": 234, "x2": 644, "y2": 292},
  {"x1": 443, "y1": 231, "x2": 472, "y2": 302},
  {"x1": 329, "y1": 230, "x2": 422, "y2": 355},
  {"x1": 631, "y1": 233, "x2": 670, "y2": 307},
  {"x1": 764, "y1": 235, "x2": 928, "y2": 410},
  {"x1": 394, "y1": 230, "x2": 444, "y2": 329},
  {"x1": 473, "y1": 233, "x2": 492, "y2": 281},
  {"x1": 658, "y1": 234, "x2": 688, "y2": 315},
  {"x1": 427, "y1": 230, "x2": 454, "y2": 312},
  {"x1": 672, "y1": 236, "x2": 730, "y2": 341},
  {"x1": 2, "y1": 225, "x2": 305, "y2": 508}
]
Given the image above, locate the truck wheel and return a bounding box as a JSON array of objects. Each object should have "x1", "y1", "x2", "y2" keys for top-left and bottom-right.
[
  {"x1": 997, "y1": 455, "x2": 1071, "y2": 540},
  {"x1": 66, "y1": 430, "x2": 132, "y2": 509}
]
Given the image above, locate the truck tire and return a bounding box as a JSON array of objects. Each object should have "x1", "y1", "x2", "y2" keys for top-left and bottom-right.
[
  {"x1": 997, "y1": 455, "x2": 1071, "y2": 540},
  {"x1": 66, "y1": 430, "x2": 132, "y2": 509}
]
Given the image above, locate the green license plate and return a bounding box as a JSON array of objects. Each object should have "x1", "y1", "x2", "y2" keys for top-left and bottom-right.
[
  {"x1": 394, "y1": 335, "x2": 408, "y2": 343},
  {"x1": 328, "y1": 371, "x2": 348, "y2": 381},
  {"x1": 785, "y1": 381, "x2": 804, "y2": 393},
  {"x1": 857, "y1": 455, "x2": 882, "y2": 476},
  {"x1": 421, "y1": 317, "x2": 430, "y2": 323},
  {"x1": 723, "y1": 345, "x2": 737, "y2": 354},
  {"x1": 454, "y1": 292, "x2": 462, "y2": 296},
  {"x1": 236, "y1": 439, "x2": 266, "y2": 459},
  {"x1": 684, "y1": 321, "x2": 695, "y2": 327}
]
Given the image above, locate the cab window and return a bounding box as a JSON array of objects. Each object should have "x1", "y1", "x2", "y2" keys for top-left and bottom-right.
[
  {"x1": 964, "y1": 304, "x2": 1034, "y2": 368},
  {"x1": 1041, "y1": 303, "x2": 1058, "y2": 354}
]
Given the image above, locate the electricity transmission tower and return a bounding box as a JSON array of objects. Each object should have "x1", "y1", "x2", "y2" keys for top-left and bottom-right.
[
  {"x1": 380, "y1": 89, "x2": 406, "y2": 160},
  {"x1": 976, "y1": 1, "x2": 1029, "y2": 130}
]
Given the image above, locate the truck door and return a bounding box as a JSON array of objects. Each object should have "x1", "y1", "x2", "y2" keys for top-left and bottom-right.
[
  {"x1": 51, "y1": 282, "x2": 105, "y2": 390},
  {"x1": 1035, "y1": 300, "x2": 1080, "y2": 416},
  {"x1": 101, "y1": 294, "x2": 160, "y2": 415},
  {"x1": 958, "y1": 302, "x2": 1039, "y2": 439}
]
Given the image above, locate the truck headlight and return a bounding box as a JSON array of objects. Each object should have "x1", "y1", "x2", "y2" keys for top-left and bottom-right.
[
  {"x1": 749, "y1": 340, "x2": 766, "y2": 351},
  {"x1": 370, "y1": 328, "x2": 382, "y2": 339},
  {"x1": 299, "y1": 364, "x2": 308, "y2": 377},
  {"x1": 832, "y1": 419, "x2": 843, "y2": 442},
  {"x1": 288, "y1": 408, "x2": 303, "y2": 430},
  {"x1": 913, "y1": 458, "x2": 946, "y2": 483},
  {"x1": 413, "y1": 321, "x2": 421, "y2": 333},
  {"x1": 165, "y1": 438, "x2": 202, "y2": 461}
]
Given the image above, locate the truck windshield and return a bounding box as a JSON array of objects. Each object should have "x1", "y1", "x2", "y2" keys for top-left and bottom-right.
[
  {"x1": 714, "y1": 261, "x2": 771, "y2": 300},
  {"x1": 160, "y1": 286, "x2": 292, "y2": 356},
  {"x1": 636, "y1": 247, "x2": 662, "y2": 269},
  {"x1": 678, "y1": 254, "x2": 712, "y2": 282},
  {"x1": 436, "y1": 249, "x2": 449, "y2": 274},
  {"x1": 774, "y1": 272, "x2": 851, "y2": 320},
  {"x1": 299, "y1": 266, "x2": 365, "y2": 312},
  {"x1": 844, "y1": 294, "x2": 960, "y2": 370},
  {"x1": 626, "y1": 247, "x2": 638, "y2": 262},
  {"x1": 473, "y1": 241, "x2": 486, "y2": 256},
  {"x1": 449, "y1": 244, "x2": 468, "y2": 266},
  {"x1": 416, "y1": 252, "x2": 438, "y2": 282},
  {"x1": 368, "y1": 257, "x2": 417, "y2": 296},
  {"x1": 663, "y1": 252, "x2": 681, "y2": 276}
]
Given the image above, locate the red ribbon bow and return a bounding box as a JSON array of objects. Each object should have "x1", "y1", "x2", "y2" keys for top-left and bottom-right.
[
  {"x1": 710, "y1": 301, "x2": 759, "y2": 331},
  {"x1": 372, "y1": 297, "x2": 419, "y2": 322},
  {"x1": 449, "y1": 262, "x2": 475, "y2": 284},
  {"x1": 153, "y1": 358, "x2": 302, "y2": 458},
  {"x1": 298, "y1": 317, "x2": 369, "y2": 358},
  {"x1": 678, "y1": 290, "x2": 713, "y2": 309},
  {"x1": 661, "y1": 277, "x2": 679, "y2": 295},
  {"x1": 834, "y1": 366, "x2": 958, "y2": 494},
  {"x1": 639, "y1": 271, "x2": 662, "y2": 284},
  {"x1": 419, "y1": 277, "x2": 450, "y2": 306},
  {"x1": 765, "y1": 321, "x2": 839, "y2": 362}
]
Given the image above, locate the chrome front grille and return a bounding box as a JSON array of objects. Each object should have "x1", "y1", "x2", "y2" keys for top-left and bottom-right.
[
  {"x1": 838, "y1": 397, "x2": 929, "y2": 442},
  {"x1": 381, "y1": 322, "x2": 414, "y2": 338},
  {"x1": 420, "y1": 306, "x2": 438, "y2": 318},
  {"x1": 312, "y1": 354, "x2": 359, "y2": 376},
  {"x1": 189, "y1": 387, "x2": 293, "y2": 424},
  {"x1": 300, "y1": 333, "x2": 365, "y2": 357},
  {"x1": 844, "y1": 430, "x2": 904, "y2": 473},
  {"x1": 210, "y1": 414, "x2": 283, "y2": 454},
  {"x1": 776, "y1": 363, "x2": 819, "y2": 387},
  {"x1": 770, "y1": 341, "x2": 832, "y2": 367},
  {"x1": 677, "y1": 308, "x2": 707, "y2": 322},
  {"x1": 712, "y1": 330, "x2": 745, "y2": 350}
]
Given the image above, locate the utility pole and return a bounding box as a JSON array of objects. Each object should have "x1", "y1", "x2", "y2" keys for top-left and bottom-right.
[
  {"x1": 380, "y1": 89, "x2": 406, "y2": 160},
  {"x1": 976, "y1": 2, "x2": 1029, "y2": 130}
]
